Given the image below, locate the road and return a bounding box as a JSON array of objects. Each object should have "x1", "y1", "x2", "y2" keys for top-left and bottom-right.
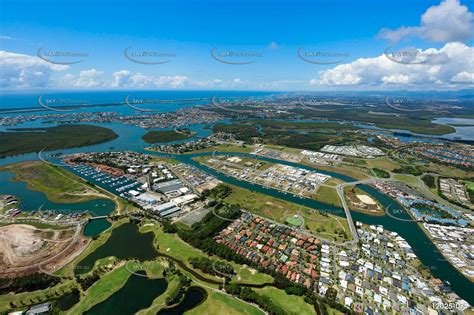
[{"x1": 334, "y1": 178, "x2": 374, "y2": 244}]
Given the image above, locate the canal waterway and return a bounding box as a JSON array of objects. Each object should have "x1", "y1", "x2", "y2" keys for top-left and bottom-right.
[{"x1": 0, "y1": 118, "x2": 472, "y2": 303}]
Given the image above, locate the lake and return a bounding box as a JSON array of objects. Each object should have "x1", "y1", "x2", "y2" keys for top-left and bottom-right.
[
  {"x1": 85, "y1": 272, "x2": 168, "y2": 315},
  {"x1": 76, "y1": 222, "x2": 157, "y2": 274}
]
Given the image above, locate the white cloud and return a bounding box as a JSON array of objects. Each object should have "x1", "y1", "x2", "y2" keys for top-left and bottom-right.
[
  {"x1": 451, "y1": 71, "x2": 474, "y2": 83},
  {"x1": 379, "y1": 0, "x2": 473, "y2": 43},
  {"x1": 311, "y1": 42, "x2": 474, "y2": 87},
  {"x1": 75, "y1": 69, "x2": 105, "y2": 88},
  {"x1": 0, "y1": 51, "x2": 68, "y2": 88},
  {"x1": 155, "y1": 75, "x2": 188, "y2": 88},
  {"x1": 111, "y1": 70, "x2": 189, "y2": 88}
]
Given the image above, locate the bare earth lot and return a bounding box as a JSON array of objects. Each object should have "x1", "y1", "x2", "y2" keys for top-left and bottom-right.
[{"x1": 0, "y1": 224, "x2": 88, "y2": 277}]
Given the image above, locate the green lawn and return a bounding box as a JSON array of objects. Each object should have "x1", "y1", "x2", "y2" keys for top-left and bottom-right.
[
  {"x1": 186, "y1": 289, "x2": 264, "y2": 315},
  {"x1": 392, "y1": 174, "x2": 420, "y2": 187},
  {"x1": 312, "y1": 186, "x2": 342, "y2": 207},
  {"x1": 364, "y1": 157, "x2": 400, "y2": 171},
  {"x1": 255, "y1": 287, "x2": 316, "y2": 315},
  {"x1": 222, "y1": 184, "x2": 350, "y2": 242},
  {"x1": 67, "y1": 264, "x2": 132, "y2": 315},
  {"x1": 0, "y1": 280, "x2": 75, "y2": 313},
  {"x1": 136, "y1": 274, "x2": 180, "y2": 315}
]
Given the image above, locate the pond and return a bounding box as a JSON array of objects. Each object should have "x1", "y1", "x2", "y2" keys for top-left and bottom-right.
[
  {"x1": 85, "y1": 272, "x2": 168, "y2": 315},
  {"x1": 157, "y1": 286, "x2": 207, "y2": 315},
  {"x1": 83, "y1": 218, "x2": 112, "y2": 237},
  {"x1": 56, "y1": 290, "x2": 80, "y2": 311},
  {"x1": 76, "y1": 222, "x2": 157, "y2": 274}
]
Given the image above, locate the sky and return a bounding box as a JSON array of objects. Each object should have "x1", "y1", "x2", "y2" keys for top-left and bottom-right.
[{"x1": 0, "y1": 0, "x2": 473, "y2": 91}]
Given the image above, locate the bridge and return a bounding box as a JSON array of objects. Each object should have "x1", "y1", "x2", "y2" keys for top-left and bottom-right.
[{"x1": 89, "y1": 215, "x2": 109, "y2": 220}]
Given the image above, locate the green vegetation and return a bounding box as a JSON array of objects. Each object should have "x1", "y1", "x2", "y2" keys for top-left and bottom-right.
[
  {"x1": 393, "y1": 165, "x2": 423, "y2": 176},
  {"x1": 312, "y1": 186, "x2": 343, "y2": 207},
  {"x1": 215, "y1": 184, "x2": 349, "y2": 242},
  {"x1": 289, "y1": 108, "x2": 456, "y2": 135},
  {"x1": 187, "y1": 289, "x2": 264, "y2": 315},
  {"x1": 372, "y1": 168, "x2": 390, "y2": 178},
  {"x1": 141, "y1": 221, "x2": 271, "y2": 286},
  {"x1": 189, "y1": 257, "x2": 235, "y2": 278},
  {"x1": 208, "y1": 183, "x2": 232, "y2": 199},
  {"x1": 364, "y1": 157, "x2": 400, "y2": 172},
  {"x1": 162, "y1": 271, "x2": 191, "y2": 306},
  {"x1": 68, "y1": 265, "x2": 132, "y2": 315},
  {"x1": 285, "y1": 215, "x2": 304, "y2": 227},
  {"x1": 141, "y1": 129, "x2": 195, "y2": 144},
  {"x1": 464, "y1": 181, "x2": 474, "y2": 203},
  {"x1": 255, "y1": 286, "x2": 316, "y2": 315},
  {"x1": 0, "y1": 161, "x2": 105, "y2": 203},
  {"x1": 0, "y1": 280, "x2": 75, "y2": 313},
  {"x1": 182, "y1": 143, "x2": 254, "y2": 155},
  {"x1": 213, "y1": 123, "x2": 261, "y2": 142},
  {"x1": 225, "y1": 284, "x2": 286, "y2": 314},
  {"x1": 0, "y1": 124, "x2": 118, "y2": 158},
  {"x1": 0, "y1": 273, "x2": 59, "y2": 295},
  {"x1": 176, "y1": 204, "x2": 242, "y2": 260},
  {"x1": 392, "y1": 174, "x2": 420, "y2": 187},
  {"x1": 422, "y1": 174, "x2": 437, "y2": 189}
]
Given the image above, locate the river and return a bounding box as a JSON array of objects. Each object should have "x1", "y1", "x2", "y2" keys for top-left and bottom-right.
[{"x1": 0, "y1": 119, "x2": 472, "y2": 304}]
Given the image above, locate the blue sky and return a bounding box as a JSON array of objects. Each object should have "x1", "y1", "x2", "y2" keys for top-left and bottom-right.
[{"x1": 0, "y1": 0, "x2": 473, "y2": 90}]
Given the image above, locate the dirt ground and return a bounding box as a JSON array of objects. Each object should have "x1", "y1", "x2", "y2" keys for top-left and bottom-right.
[{"x1": 0, "y1": 224, "x2": 89, "y2": 277}]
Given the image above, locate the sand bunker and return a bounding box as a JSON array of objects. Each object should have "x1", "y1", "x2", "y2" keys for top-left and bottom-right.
[{"x1": 356, "y1": 194, "x2": 377, "y2": 205}]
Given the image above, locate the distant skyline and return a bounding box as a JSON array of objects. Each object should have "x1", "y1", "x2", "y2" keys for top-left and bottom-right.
[{"x1": 0, "y1": 0, "x2": 473, "y2": 91}]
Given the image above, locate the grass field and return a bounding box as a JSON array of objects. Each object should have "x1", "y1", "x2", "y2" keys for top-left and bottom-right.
[
  {"x1": 0, "y1": 161, "x2": 105, "y2": 204},
  {"x1": 0, "y1": 280, "x2": 76, "y2": 313},
  {"x1": 262, "y1": 144, "x2": 302, "y2": 155},
  {"x1": 364, "y1": 157, "x2": 400, "y2": 171},
  {"x1": 392, "y1": 174, "x2": 420, "y2": 187},
  {"x1": 136, "y1": 274, "x2": 180, "y2": 315},
  {"x1": 255, "y1": 286, "x2": 316, "y2": 315},
  {"x1": 68, "y1": 264, "x2": 132, "y2": 315},
  {"x1": 0, "y1": 220, "x2": 70, "y2": 230},
  {"x1": 315, "y1": 163, "x2": 369, "y2": 181},
  {"x1": 312, "y1": 186, "x2": 342, "y2": 207},
  {"x1": 223, "y1": 184, "x2": 350, "y2": 243},
  {"x1": 303, "y1": 211, "x2": 351, "y2": 242},
  {"x1": 187, "y1": 289, "x2": 264, "y2": 315},
  {"x1": 425, "y1": 162, "x2": 473, "y2": 179},
  {"x1": 140, "y1": 222, "x2": 273, "y2": 286}
]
